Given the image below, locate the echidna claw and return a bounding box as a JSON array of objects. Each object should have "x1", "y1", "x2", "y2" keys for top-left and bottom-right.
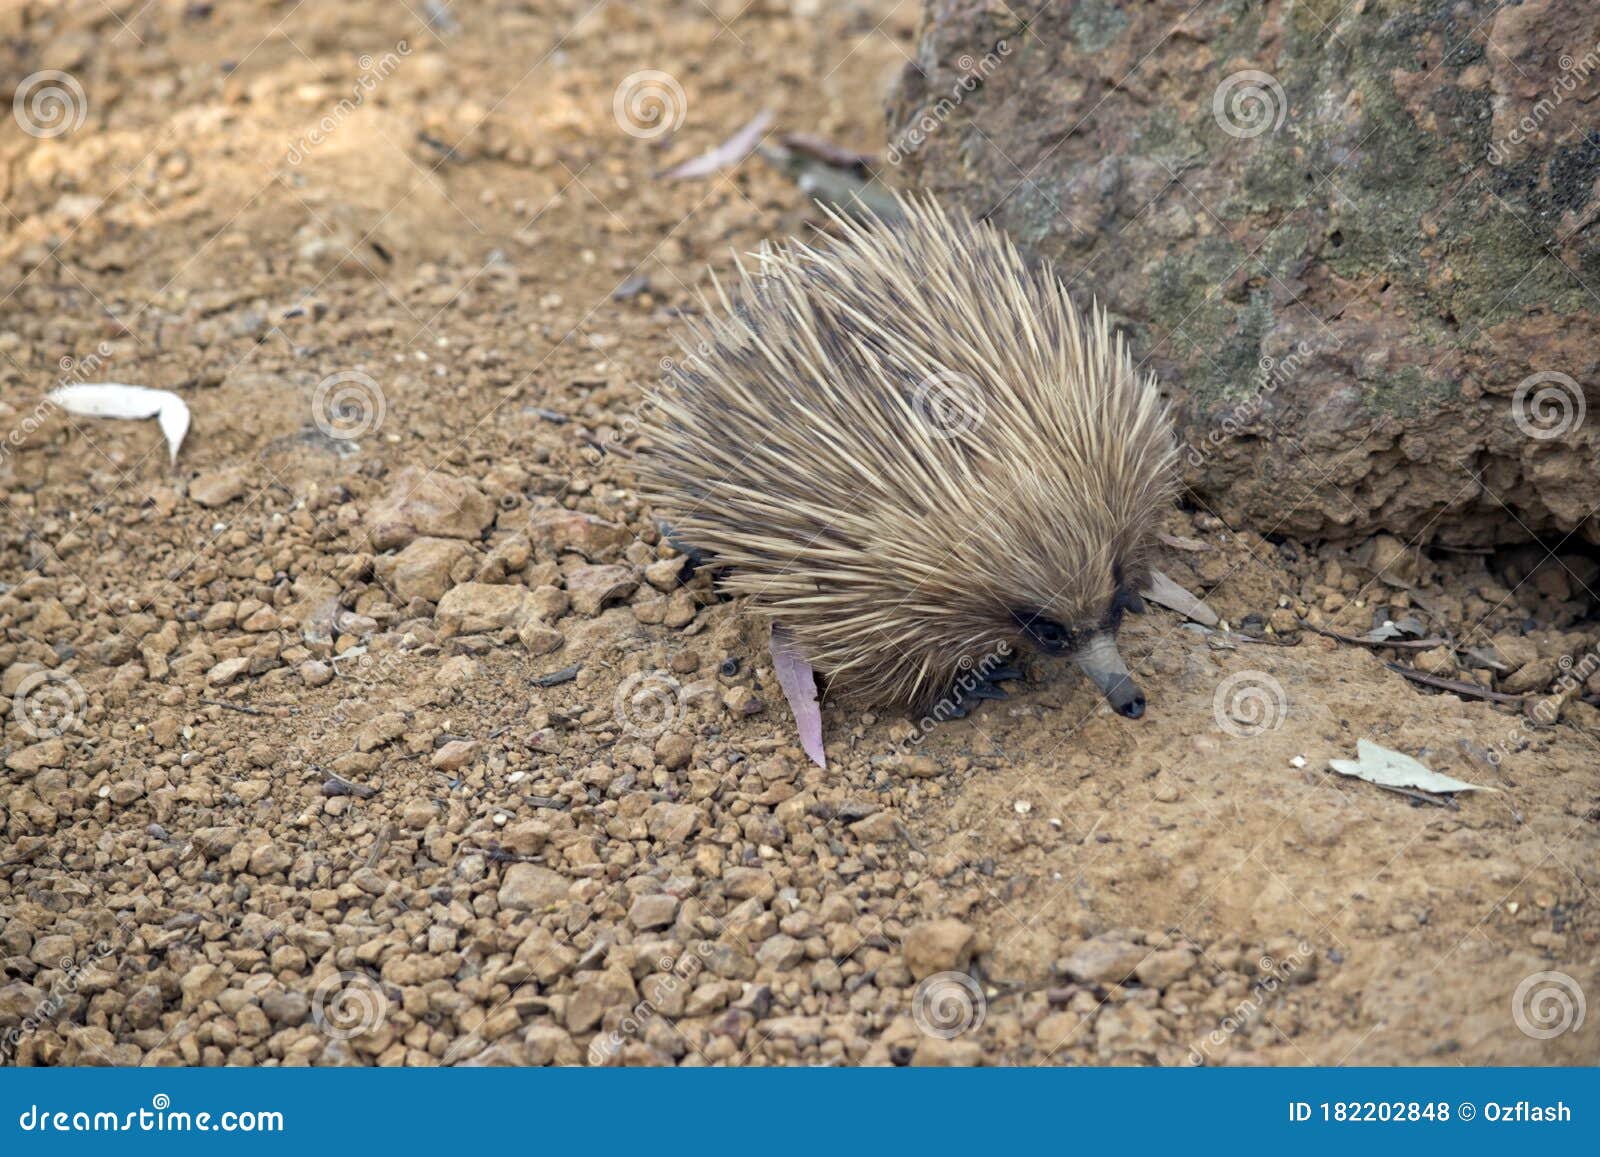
[
  {"x1": 939, "y1": 664, "x2": 1026, "y2": 718},
  {"x1": 657, "y1": 521, "x2": 714, "y2": 574}
]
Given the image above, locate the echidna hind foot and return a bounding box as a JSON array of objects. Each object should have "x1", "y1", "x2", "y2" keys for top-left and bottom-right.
[{"x1": 641, "y1": 194, "x2": 1177, "y2": 721}]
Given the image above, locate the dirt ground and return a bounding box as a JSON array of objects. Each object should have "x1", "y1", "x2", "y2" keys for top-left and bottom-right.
[{"x1": 1, "y1": 0, "x2": 1597, "y2": 1067}]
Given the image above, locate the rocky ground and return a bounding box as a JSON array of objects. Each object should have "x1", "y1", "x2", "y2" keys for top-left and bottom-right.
[{"x1": 1, "y1": 1, "x2": 1597, "y2": 1067}]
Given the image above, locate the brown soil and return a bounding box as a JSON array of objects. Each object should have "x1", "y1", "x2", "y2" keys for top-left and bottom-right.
[{"x1": 1, "y1": 1, "x2": 1596, "y2": 1067}]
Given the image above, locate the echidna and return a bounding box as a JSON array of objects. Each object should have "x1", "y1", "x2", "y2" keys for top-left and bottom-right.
[{"x1": 641, "y1": 196, "x2": 1176, "y2": 720}]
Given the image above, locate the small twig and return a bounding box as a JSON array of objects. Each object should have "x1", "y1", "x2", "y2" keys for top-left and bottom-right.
[
  {"x1": 523, "y1": 795, "x2": 571, "y2": 811},
  {"x1": 482, "y1": 848, "x2": 545, "y2": 864},
  {"x1": 321, "y1": 771, "x2": 378, "y2": 798},
  {"x1": 534, "y1": 664, "x2": 581, "y2": 687},
  {"x1": 581, "y1": 436, "x2": 633, "y2": 459},
  {"x1": 365, "y1": 823, "x2": 394, "y2": 869},
  {"x1": 1231, "y1": 632, "x2": 1301, "y2": 647},
  {"x1": 1299, "y1": 621, "x2": 1448, "y2": 650},
  {"x1": 1384, "y1": 662, "x2": 1526, "y2": 703},
  {"x1": 1359, "y1": 780, "x2": 1460, "y2": 809}
]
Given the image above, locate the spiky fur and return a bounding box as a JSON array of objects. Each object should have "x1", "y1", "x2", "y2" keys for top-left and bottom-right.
[{"x1": 641, "y1": 196, "x2": 1177, "y2": 708}]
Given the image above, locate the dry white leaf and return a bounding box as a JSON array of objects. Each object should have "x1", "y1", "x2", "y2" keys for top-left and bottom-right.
[
  {"x1": 1329, "y1": 739, "x2": 1497, "y2": 794},
  {"x1": 49, "y1": 383, "x2": 190, "y2": 464}
]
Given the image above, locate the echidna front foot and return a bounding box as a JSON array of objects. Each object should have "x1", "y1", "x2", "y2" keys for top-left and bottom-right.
[{"x1": 938, "y1": 663, "x2": 1025, "y2": 719}]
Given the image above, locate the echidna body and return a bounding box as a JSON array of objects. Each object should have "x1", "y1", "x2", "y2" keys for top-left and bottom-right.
[{"x1": 642, "y1": 197, "x2": 1176, "y2": 718}]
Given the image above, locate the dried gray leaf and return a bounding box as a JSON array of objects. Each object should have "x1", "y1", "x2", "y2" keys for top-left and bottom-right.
[
  {"x1": 1329, "y1": 739, "x2": 1497, "y2": 794},
  {"x1": 1142, "y1": 569, "x2": 1220, "y2": 627}
]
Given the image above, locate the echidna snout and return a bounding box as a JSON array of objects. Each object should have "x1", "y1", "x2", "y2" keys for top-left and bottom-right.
[{"x1": 1074, "y1": 632, "x2": 1145, "y2": 719}]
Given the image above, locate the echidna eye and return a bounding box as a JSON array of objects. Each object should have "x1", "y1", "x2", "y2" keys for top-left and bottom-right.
[{"x1": 1012, "y1": 610, "x2": 1075, "y2": 653}]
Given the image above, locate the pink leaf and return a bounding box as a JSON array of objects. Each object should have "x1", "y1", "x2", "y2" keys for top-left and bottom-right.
[
  {"x1": 665, "y1": 110, "x2": 774, "y2": 180},
  {"x1": 769, "y1": 624, "x2": 826, "y2": 769}
]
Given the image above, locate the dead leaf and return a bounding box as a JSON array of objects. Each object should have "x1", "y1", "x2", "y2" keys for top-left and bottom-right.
[
  {"x1": 1329, "y1": 739, "x2": 1497, "y2": 794},
  {"x1": 770, "y1": 624, "x2": 825, "y2": 769},
  {"x1": 1143, "y1": 569, "x2": 1220, "y2": 627},
  {"x1": 666, "y1": 110, "x2": 773, "y2": 180},
  {"x1": 50, "y1": 383, "x2": 190, "y2": 464}
]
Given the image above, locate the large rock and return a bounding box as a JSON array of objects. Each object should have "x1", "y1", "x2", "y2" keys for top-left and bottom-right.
[
  {"x1": 887, "y1": 0, "x2": 1599, "y2": 544},
  {"x1": 366, "y1": 467, "x2": 495, "y2": 550},
  {"x1": 374, "y1": 536, "x2": 476, "y2": 603},
  {"x1": 434, "y1": 583, "x2": 539, "y2": 635}
]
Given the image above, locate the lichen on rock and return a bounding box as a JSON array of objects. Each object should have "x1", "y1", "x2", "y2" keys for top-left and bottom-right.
[{"x1": 886, "y1": 0, "x2": 1599, "y2": 543}]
